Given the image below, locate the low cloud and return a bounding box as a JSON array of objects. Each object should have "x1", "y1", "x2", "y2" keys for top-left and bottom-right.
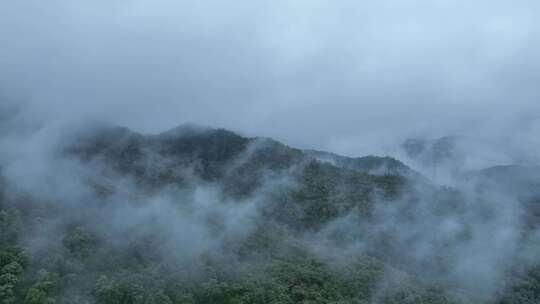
[{"x1": 1, "y1": 0, "x2": 540, "y2": 158}]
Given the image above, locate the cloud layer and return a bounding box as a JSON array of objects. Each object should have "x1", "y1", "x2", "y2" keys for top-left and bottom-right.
[{"x1": 2, "y1": 0, "x2": 540, "y2": 158}]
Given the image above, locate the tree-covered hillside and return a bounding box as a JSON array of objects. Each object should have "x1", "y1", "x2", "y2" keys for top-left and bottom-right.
[{"x1": 0, "y1": 125, "x2": 539, "y2": 304}]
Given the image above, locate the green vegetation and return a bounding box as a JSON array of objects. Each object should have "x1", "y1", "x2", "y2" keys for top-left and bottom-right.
[{"x1": 0, "y1": 126, "x2": 538, "y2": 303}]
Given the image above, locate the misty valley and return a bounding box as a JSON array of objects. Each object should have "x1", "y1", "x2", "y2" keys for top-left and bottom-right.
[
  {"x1": 1, "y1": 124, "x2": 539, "y2": 304},
  {"x1": 3, "y1": 0, "x2": 540, "y2": 302}
]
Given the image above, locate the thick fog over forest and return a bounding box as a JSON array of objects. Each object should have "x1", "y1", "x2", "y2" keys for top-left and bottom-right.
[{"x1": 1, "y1": 1, "x2": 540, "y2": 304}]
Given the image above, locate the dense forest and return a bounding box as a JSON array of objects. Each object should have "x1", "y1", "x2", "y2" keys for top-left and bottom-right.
[{"x1": 1, "y1": 124, "x2": 539, "y2": 304}]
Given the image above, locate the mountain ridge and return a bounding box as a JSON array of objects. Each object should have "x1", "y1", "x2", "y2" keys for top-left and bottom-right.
[{"x1": 0, "y1": 123, "x2": 539, "y2": 304}]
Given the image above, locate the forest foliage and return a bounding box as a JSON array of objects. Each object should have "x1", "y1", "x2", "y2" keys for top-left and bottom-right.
[{"x1": 1, "y1": 126, "x2": 539, "y2": 304}]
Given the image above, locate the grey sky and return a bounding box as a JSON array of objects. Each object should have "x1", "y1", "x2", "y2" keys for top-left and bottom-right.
[{"x1": 1, "y1": 0, "x2": 540, "y2": 157}]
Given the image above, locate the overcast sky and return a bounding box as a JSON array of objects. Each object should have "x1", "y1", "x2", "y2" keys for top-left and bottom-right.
[{"x1": 1, "y1": 0, "x2": 540, "y2": 157}]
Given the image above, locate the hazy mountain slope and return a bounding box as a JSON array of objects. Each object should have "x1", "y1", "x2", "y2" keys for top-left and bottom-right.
[
  {"x1": 69, "y1": 125, "x2": 410, "y2": 199},
  {"x1": 0, "y1": 124, "x2": 538, "y2": 304},
  {"x1": 465, "y1": 165, "x2": 540, "y2": 229},
  {"x1": 304, "y1": 149, "x2": 414, "y2": 177}
]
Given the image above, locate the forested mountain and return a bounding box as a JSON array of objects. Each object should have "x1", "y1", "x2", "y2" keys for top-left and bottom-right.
[
  {"x1": 1, "y1": 125, "x2": 539, "y2": 304},
  {"x1": 303, "y1": 150, "x2": 414, "y2": 177}
]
